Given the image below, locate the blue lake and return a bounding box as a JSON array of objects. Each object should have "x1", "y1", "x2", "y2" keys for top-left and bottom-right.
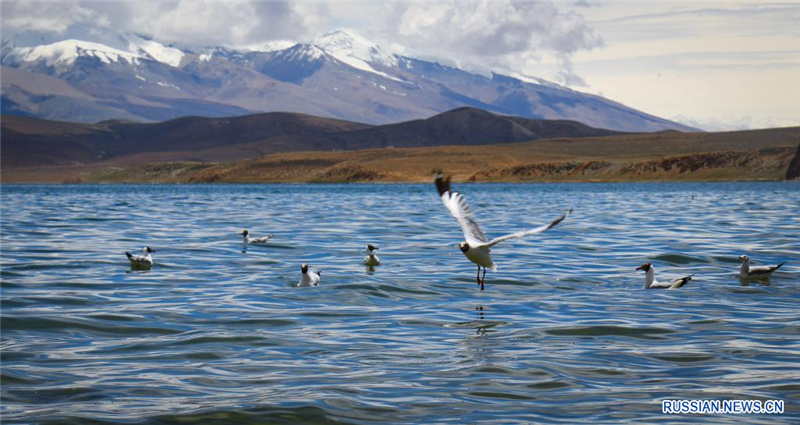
[{"x1": 1, "y1": 182, "x2": 799, "y2": 424}]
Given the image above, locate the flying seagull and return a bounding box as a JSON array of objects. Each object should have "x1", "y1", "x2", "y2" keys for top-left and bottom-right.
[
  {"x1": 298, "y1": 263, "x2": 321, "y2": 287},
  {"x1": 635, "y1": 263, "x2": 692, "y2": 289},
  {"x1": 126, "y1": 246, "x2": 155, "y2": 269},
  {"x1": 434, "y1": 173, "x2": 571, "y2": 290},
  {"x1": 363, "y1": 244, "x2": 381, "y2": 266},
  {"x1": 241, "y1": 230, "x2": 274, "y2": 244},
  {"x1": 739, "y1": 255, "x2": 784, "y2": 279}
]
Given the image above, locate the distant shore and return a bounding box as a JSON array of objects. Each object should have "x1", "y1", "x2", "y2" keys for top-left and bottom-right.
[{"x1": 3, "y1": 127, "x2": 799, "y2": 184}]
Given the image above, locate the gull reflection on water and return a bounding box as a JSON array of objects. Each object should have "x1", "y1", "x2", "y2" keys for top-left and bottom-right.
[
  {"x1": 475, "y1": 306, "x2": 486, "y2": 336},
  {"x1": 451, "y1": 305, "x2": 513, "y2": 368}
]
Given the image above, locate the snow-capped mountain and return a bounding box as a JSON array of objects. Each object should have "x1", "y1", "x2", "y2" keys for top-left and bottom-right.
[
  {"x1": 315, "y1": 29, "x2": 399, "y2": 68},
  {"x1": 123, "y1": 34, "x2": 185, "y2": 67},
  {"x1": 0, "y1": 30, "x2": 695, "y2": 132},
  {"x1": 3, "y1": 39, "x2": 141, "y2": 68}
]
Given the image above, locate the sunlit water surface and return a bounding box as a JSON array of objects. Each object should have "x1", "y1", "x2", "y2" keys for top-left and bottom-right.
[{"x1": 1, "y1": 183, "x2": 799, "y2": 424}]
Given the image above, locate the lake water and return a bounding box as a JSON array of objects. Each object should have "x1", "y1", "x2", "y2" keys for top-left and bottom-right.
[{"x1": 1, "y1": 182, "x2": 798, "y2": 424}]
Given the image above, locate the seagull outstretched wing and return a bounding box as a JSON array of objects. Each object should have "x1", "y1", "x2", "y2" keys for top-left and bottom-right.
[
  {"x1": 435, "y1": 174, "x2": 488, "y2": 245},
  {"x1": 481, "y1": 208, "x2": 572, "y2": 248}
]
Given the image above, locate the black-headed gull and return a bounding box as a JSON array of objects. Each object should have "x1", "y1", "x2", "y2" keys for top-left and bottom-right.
[
  {"x1": 241, "y1": 230, "x2": 274, "y2": 244},
  {"x1": 363, "y1": 244, "x2": 381, "y2": 266},
  {"x1": 126, "y1": 246, "x2": 155, "y2": 269},
  {"x1": 636, "y1": 263, "x2": 692, "y2": 289},
  {"x1": 298, "y1": 263, "x2": 321, "y2": 287},
  {"x1": 434, "y1": 173, "x2": 571, "y2": 291},
  {"x1": 739, "y1": 255, "x2": 784, "y2": 279}
]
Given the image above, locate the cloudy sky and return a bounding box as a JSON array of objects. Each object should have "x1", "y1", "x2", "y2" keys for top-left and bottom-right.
[{"x1": 2, "y1": 0, "x2": 798, "y2": 130}]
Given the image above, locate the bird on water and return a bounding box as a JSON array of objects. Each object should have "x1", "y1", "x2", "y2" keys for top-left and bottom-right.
[{"x1": 434, "y1": 172, "x2": 571, "y2": 290}]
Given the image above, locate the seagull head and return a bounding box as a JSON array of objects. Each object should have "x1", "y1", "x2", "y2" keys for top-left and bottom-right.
[
  {"x1": 459, "y1": 242, "x2": 470, "y2": 253},
  {"x1": 301, "y1": 263, "x2": 309, "y2": 274},
  {"x1": 739, "y1": 255, "x2": 749, "y2": 262},
  {"x1": 241, "y1": 230, "x2": 249, "y2": 236},
  {"x1": 144, "y1": 246, "x2": 155, "y2": 254},
  {"x1": 635, "y1": 263, "x2": 651, "y2": 272},
  {"x1": 367, "y1": 244, "x2": 378, "y2": 253}
]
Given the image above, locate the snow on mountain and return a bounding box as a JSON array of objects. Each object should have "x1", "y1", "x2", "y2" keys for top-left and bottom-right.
[
  {"x1": 283, "y1": 44, "x2": 326, "y2": 62},
  {"x1": 4, "y1": 39, "x2": 141, "y2": 67},
  {"x1": 315, "y1": 29, "x2": 399, "y2": 67},
  {"x1": 314, "y1": 29, "x2": 404, "y2": 82},
  {"x1": 124, "y1": 35, "x2": 184, "y2": 67},
  {"x1": 494, "y1": 69, "x2": 564, "y2": 89},
  {"x1": 242, "y1": 40, "x2": 298, "y2": 53}
]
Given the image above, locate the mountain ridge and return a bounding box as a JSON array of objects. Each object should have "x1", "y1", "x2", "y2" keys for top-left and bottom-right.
[
  {"x1": 1, "y1": 107, "x2": 622, "y2": 169},
  {"x1": 1, "y1": 30, "x2": 696, "y2": 132}
]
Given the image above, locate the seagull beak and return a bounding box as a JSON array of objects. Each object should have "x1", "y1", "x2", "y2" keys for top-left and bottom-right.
[{"x1": 635, "y1": 266, "x2": 643, "y2": 271}]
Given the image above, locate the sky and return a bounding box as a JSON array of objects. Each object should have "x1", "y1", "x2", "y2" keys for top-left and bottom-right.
[{"x1": 2, "y1": 0, "x2": 798, "y2": 131}]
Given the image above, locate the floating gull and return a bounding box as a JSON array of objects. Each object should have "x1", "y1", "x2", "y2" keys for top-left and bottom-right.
[
  {"x1": 434, "y1": 173, "x2": 571, "y2": 291},
  {"x1": 298, "y1": 263, "x2": 321, "y2": 287},
  {"x1": 241, "y1": 229, "x2": 274, "y2": 244},
  {"x1": 739, "y1": 255, "x2": 783, "y2": 279},
  {"x1": 636, "y1": 263, "x2": 692, "y2": 289},
  {"x1": 363, "y1": 244, "x2": 381, "y2": 266},
  {"x1": 126, "y1": 246, "x2": 155, "y2": 269}
]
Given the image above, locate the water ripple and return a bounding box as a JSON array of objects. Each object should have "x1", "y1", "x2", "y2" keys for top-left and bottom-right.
[{"x1": 1, "y1": 182, "x2": 798, "y2": 424}]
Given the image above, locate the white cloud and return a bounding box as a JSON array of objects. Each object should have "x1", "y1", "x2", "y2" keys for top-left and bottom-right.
[
  {"x1": 380, "y1": 1, "x2": 603, "y2": 84},
  {"x1": 1, "y1": 1, "x2": 318, "y2": 49},
  {"x1": 1, "y1": 0, "x2": 103, "y2": 34},
  {"x1": 2, "y1": 0, "x2": 602, "y2": 85}
]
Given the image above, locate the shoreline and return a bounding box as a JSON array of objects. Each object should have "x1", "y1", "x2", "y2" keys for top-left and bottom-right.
[{"x1": 2, "y1": 178, "x2": 797, "y2": 186}]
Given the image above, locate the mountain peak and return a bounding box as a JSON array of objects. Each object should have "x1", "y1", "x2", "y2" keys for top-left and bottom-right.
[
  {"x1": 2, "y1": 39, "x2": 141, "y2": 67},
  {"x1": 242, "y1": 40, "x2": 298, "y2": 53},
  {"x1": 123, "y1": 34, "x2": 184, "y2": 67},
  {"x1": 280, "y1": 43, "x2": 326, "y2": 62},
  {"x1": 314, "y1": 29, "x2": 398, "y2": 68},
  {"x1": 433, "y1": 107, "x2": 499, "y2": 119}
]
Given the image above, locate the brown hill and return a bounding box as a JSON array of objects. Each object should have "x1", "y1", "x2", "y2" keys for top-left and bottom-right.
[
  {"x1": 323, "y1": 107, "x2": 622, "y2": 150},
  {"x1": 177, "y1": 127, "x2": 798, "y2": 183},
  {"x1": 0, "y1": 108, "x2": 621, "y2": 169},
  {"x1": 13, "y1": 126, "x2": 789, "y2": 184},
  {"x1": 0, "y1": 112, "x2": 371, "y2": 168}
]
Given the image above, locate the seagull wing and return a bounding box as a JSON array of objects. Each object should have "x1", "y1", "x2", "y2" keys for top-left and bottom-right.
[
  {"x1": 669, "y1": 275, "x2": 693, "y2": 289},
  {"x1": 479, "y1": 208, "x2": 572, "y2": 249},
  {"x1": 435, "y1": 174, "x2": 488, "y2": 245},
  {"x1": 749, "y1": 263, "x2": 783, "y2": 274}
]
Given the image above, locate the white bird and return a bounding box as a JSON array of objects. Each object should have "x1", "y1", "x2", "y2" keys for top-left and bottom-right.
[
  {"x1": 739, "y1": 255, "x2": 784, "y2": 279},
  {"x1": 434, "y1": 173, "x2": 571, "y2": 291},
  {"x1": 635, "y1": 263, "x2": 692, "y2": 289},
  {"x1": 241, "y1": 229, "x2": 274, "y2": 244},
  {"x1": 126, "y1": 246, "x2": 155, "y2": 269},
  {"x1": 297, "y1": 263, "x2": 321, "y2": 287},
  {"x1": 363, "y1": 244, "x2": 381, "y2": 266}
]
